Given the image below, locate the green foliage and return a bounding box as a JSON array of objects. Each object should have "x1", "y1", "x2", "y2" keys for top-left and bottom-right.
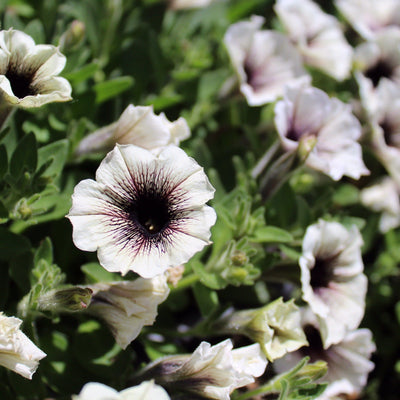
[{"x1": 0, "y1": 0, "x2": 395, "y2": 398}]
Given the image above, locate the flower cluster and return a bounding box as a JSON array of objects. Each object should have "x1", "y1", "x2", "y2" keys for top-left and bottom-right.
[{"x1": 2, "y1": 0, "x2": 395, "y2": 398}]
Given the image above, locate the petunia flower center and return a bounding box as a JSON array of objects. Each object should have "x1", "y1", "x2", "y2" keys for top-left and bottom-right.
[
  {"x1": 5, "y1": 67, "x2": 36, "y2": 98},
  {"x1": 301, "y1": 324, "x2": 325, "y2": 361},
  {"x1": 365, "y1": 59, "x2": 393, "y2": 87},
  {"x1": 132, "y1": 195, "x2": 171, "y2": 235},
  {"x1": 380, "y1": 118, "x2": 400, "y2": 148},
  {"x1": 310, "y1": 254, "x2": 336, "y2": 289}
]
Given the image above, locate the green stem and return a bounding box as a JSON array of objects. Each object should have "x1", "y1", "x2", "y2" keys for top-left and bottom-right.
[
  {"x1": 171, "y1": 273, "x2": 199, "y2": 292},
  {"x1": 234, "y1": 380, "x2": 278, "y2": 400}
]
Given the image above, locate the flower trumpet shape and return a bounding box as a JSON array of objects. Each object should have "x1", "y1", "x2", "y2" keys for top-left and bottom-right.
[
  {"x1": 224, "y1": 15, "x2": 308, "y2": 106},
  {"x1": 68, "y1": 144, "x2": 216, "y2": 278},
  {"x1": 275, "y1": 81, "x2": 369, "y2": 180},
  {"x1": 140, "y1": 339, "x2": 267, "y2": 400},
  {"x1": 274, "y1": 310, "x2": 375, "y2": 400},
  {"x1": 335, "y1": 0, "x2": 400, "y2": 40},
  {"x1": 299, "y1": 220, "x2": 368, "y2": 348},
  {"x1": 75, "y1": 104, "x2": 190, "y2": 156},
  {"x1": 0, "y1": 28, "x2": 72, "y2": 108},
  {"x1": 86, "y1": 275, "x2": 170, "y2": 349},
  {"x1": 275, "y1": 0, "x2": 353, "y2": 81},
  {"x1": 0, "y1": 312, "x2": 46, "y2": 379}
]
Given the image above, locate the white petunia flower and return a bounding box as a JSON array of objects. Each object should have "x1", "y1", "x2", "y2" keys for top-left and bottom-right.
[
  {"x1": 141, "y1": 339, "x2": 267, "y2": 400},
  {"x1": 214, "y1": 298, "x2": 307, "y2": 361},
  {"x1": 0, "y1": 28, "x2": 72, "y2": 108},
  {"x1": 274, "y1": 81, "x2": 369, "y2": 181},
  {"x1": 299, "y1": 220, "x2": 368, "y2": 348},
  {"x1": 73, "y1": 380, "x2": 170, "y2": 400},
  {"x1": 360, "y1": 177, "x2": 400, "y2": 232},
  {"x1": 224, "y1": 15, "x2": 308, "y2": 106},
  {"x1": 68, "y1": 144, "x2": 216, "y2": 278},
  {"x1": 0, "y1": 312, "x2": 46, "y2": 379},
  {"x1": 275, "y1": 0, "x2": 353, "y2": 81},
  {"x1": 86, "y1": 275, "x2": 170, "y2": 349},
  {"x1": 274, "y1": 311, "x2": 376, "y2": 400},
  {"x1": 335, "y1": 0, "x2": 400, "y2": 40},
  {"x1": 354, "y1": 28, "x2": 400, "y2": 115},
  {"x1": 75, "y1": 104, "x2": 190, "y2": 156},
  {"x1": 366, "y1": 80, "x2": 400, "y2": 187}
]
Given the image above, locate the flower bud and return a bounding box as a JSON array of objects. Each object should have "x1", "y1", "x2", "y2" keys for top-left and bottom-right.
[
  {"x1": 59, "y1": 20, "x2": 85, "y2": 52},
  {"x1": 37, "y1": 287, "x2": 93, "y2": 313}
]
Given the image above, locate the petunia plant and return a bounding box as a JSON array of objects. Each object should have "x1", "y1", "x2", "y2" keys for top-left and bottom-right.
[{"x1": 0, "y1": 0, "x2": 398, "y2": 399}]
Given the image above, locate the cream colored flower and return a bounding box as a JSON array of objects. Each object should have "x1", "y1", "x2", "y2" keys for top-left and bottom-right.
[
  {"x1": 0, "y1": 312, "x2": 46, "y2": 379},
  {"x1": 274, "y1": 310, "x2": 376, "y2": 400},
  {"x1": 75, "y1": 104, "x2": 190, "y2": 156},
  {"x1": 275, "y1": 80, "x2": 369, "y2": 180},
  {"x1": 68, "y1": 144, "x2": 216, "y2": 278},
  {"x1": 354, "y1": 28, "x2": 400, "y2": 115},
  {"x1": 335, "y1": 0, "x2": 400, "y2": 40},
  {"x1": 366, "y1": 80, "x2": 400, "y2": 187},
  {"x1": 73, "y1": 380, "x2": 170, "y2": 400},
  {"x1": 0, "y1": 28, "x2": 72, "y2": 108},
  {"x1": 224, "y1": 15, "x2": 308, "y2": 106},
  {"x1": 299, "y1": 220, "x2": 368, "y2": 348},
  {"x1": 141, "y1": 339, "x2": 267, "y2": 400},
  {"x1": 86, "y1": 275, "x2": 170, "y2": 349},
  {"x1": 275, "y1": 0, "x2": 353, "y2": 80},
  {"x1": 214, "y1": 298, "x2": 307, "y2": 361},
  {"x1": 360, "y1": 177, "x2": 400, "y2": 232}
]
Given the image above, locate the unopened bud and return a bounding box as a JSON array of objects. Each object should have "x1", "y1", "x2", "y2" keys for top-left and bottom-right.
[
  {"x1": 37, "y1": 287, "x2": 92, "y2": 313},
  {"x1": 59, "y1": 20, "x2": 85, "y2": 52}
]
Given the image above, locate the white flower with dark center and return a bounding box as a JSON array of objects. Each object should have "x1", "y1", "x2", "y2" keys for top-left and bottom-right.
[
  {"x1": 366, "y1": 80, "x2": 400, "y2": 186},
  {"x1": 224, "y1": 15, "x2": 308, "y2": 106},
  {"x1": 0, "y1": 312, "x2": 46, "y2": 379},
  {"x1": 274, "y1": 81, "x2": 369, "y2": 180},
  {"x1": 360, "y1": 177, "x2": 400, "y2": 232},
  {"x1": 335, "y1": 0, "x2": 400, "y2": 40},
  {"x1": 0, "y1": 28, "x2": 72, "y2": 108},
  {"x1": 275, "y1": 0, "x2": 353, "y2": 81},
  {"x1": 274, "y1": 311, "x2": 376, "y2": 400},
  {"x1": 299, "y1": 220, "x2": 368, "y2": 348},
  {"x1": 141, "y1": 339, "x2": 267, "y2": 400},
  {"x1": 86, "y1": 275, "x2": 170, "y2": 349},
  {"x1": 68, "y1": 144, "x2": 216, "y2": 278},
  {"x1": 354, "y1": 28, "x2": 400, "y2": 115},
  {"x1": 73, "y1": 380, "x2": 170, "y2": 400},
  {"x1": 75, "y1": 104, "x2": 190, "y2": 157}
]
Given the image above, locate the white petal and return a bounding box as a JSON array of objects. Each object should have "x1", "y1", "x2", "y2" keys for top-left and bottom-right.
[{"x1": 74, "y1": 382, "x2": 119, "y2": 400}]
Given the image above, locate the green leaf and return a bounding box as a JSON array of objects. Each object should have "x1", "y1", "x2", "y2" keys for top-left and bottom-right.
[
  {"x1": 251, "y1": 226, "x2": 294, "y2": 243},
  {"x1": 94, "y1": 76, "x2": 134, "y2": 103},
  {"x1": 37, "y1": 139, "x2": 69, "y2": 178},
  {"x1": 81, "y1": 262, "x2": 123, "y2": 283},
  {"x1": 192, "y1": 282, "x2": 219, "y2": 318},
  {"x1": 192, "y1": 260, "x2": 227, "y2": 290},
  {"x1": 10, "y1": 132, "x2": 37, "y2": 178},
  {"x1": 22, "y1": 120, "x2": 50, "y2": 143},
  {"x1": 0, "y1": 144, "x2": 7, "y2": 180},
  {"x1": 332, "y1": 184, "x2": 360, "y2": 206},
  {"x1": 34, "y1": 237, "x2": 54, "y2": 265},
  {"x1": 0, "y1": 227, "x2": 31, "y2": 261},
  {"x1": 0, "y1": 200, "x2": 8, "y2": 223},
  {"x1": 64, "y1": 62, "x2": 100, "y2": 83}
]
